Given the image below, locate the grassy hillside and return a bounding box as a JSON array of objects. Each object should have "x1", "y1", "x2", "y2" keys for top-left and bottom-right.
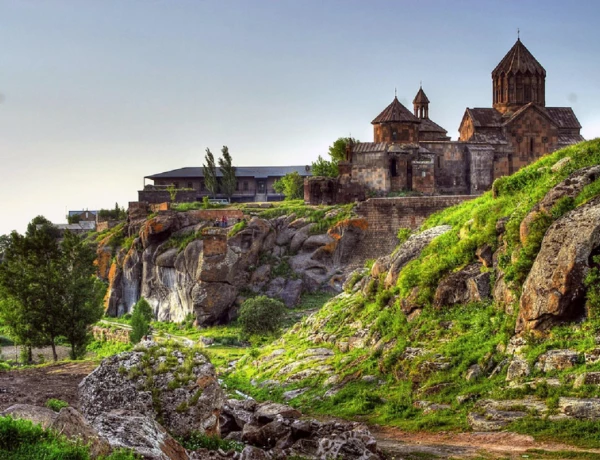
[{"x1": 226, "y1": 139, "x2": 600, "y2": 446}]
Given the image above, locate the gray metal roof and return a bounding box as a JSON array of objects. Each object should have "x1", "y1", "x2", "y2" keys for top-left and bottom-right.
[{"x1": 146, "y1": 165, "x2": 312, "y2": 180}]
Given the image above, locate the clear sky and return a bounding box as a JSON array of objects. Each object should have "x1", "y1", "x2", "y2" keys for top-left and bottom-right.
[{"x1": 1, "y1": 0, "x2": 599, "y2": 235}]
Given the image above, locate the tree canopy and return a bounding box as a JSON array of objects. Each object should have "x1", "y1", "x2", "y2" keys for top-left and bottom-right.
[
  {"x1": 273, "y1": 171, "x2": 304, "y2": 200},
  {"x1": 218, "y1": 146, "x2": 237, "y2": 200},
  {"x1": 311, "y1": 137, "x2": 358, "y2": 178},
  {"x1": 0, "y1": 216, "x2": 106, "y2": 361}
]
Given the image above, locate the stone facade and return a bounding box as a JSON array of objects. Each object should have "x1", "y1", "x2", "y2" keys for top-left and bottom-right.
[{"x1": 308, "y1": 38, "x2": 583, "y2": 204}]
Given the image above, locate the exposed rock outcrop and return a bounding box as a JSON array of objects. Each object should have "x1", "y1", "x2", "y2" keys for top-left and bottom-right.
[
  {"x1": 102, "y1": 210, "x2": 368, "y2": 325},
  {"x1": 517, "y1": 195, "x2": 600, "y2": 332},
  {"x1": 434, "y1": 264, "x2": 490, "y2": 308}
]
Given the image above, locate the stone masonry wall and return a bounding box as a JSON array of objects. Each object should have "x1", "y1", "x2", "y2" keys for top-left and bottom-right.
[{"x1": 355, "y1": 196, "x2": 473, "y2": 259}]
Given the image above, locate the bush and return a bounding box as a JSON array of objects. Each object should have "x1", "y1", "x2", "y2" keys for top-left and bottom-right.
[
  {"x1": 238, "y1": 296, "x2": 286, "y2": 336},
  {"x1": 585, "y1": 255, "x2": 600, "y2": 320},
  {"x1": 45, "y1": 398, "x2": 69, "y2": 412},
  {"x1": 177, "y1": 432, "x2": 243, "y2": 452},
  {"x1": 129, "y1": 298, "x2": 153, "y2": 344}
]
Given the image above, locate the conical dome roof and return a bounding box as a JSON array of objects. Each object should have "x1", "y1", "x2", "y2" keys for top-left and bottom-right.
[
  {"x1": 413, "y1": 87, "x2": 430, "y2": 104},
  {"x1": 492, "y1": 38, "x2": 546, "y2": 77},
  {"x1": 372, "y1": 97, "x2": 419, "y2": 124}
]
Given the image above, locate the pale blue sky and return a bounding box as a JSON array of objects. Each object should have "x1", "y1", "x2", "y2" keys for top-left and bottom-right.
[{"x1": 1, "y1": 0, "x2": 599, "y2": 234}]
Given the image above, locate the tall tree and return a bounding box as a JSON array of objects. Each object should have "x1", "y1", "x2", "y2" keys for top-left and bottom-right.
[
  {"x1": 203, "y1": 148, "x2": 219, "y2": 198},
  {"x1": 59, "y1": 231, "x2": 106, "y2": 359},
  {"x1": 218, "y1": 145, "x2": 237, "y2": 200},
  {"x1": 0, "y1": 217, "x2": 64, "y2": 361},
  {"x1": 0, "y1": 216, "x2": 106, "y2": 361}
]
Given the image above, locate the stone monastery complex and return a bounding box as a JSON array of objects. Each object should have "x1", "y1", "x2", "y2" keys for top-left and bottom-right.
[
  {"x1": 143, "y1": 38, "x2": 584, "y2": 205},
  {"x1": 306, "y1": 38, "x2": 584, "y2": 204}
]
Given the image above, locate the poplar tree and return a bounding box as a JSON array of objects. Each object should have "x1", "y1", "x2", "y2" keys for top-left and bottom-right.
[
  {"x1": 218, "y1": 145, "x2": 237, "y2": 200},
  {"x1": 203, "y1": 148, "x2": 218, "y2": 198}
]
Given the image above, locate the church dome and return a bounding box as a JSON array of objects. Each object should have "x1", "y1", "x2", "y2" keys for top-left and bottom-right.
[
  {"x1": 413, "y1": 87, "x2": 430, "y2": 105},
  {"x1": 492, "y1": 38, "x2": 546, "y2": 78},
  {"x1": 372, "y1": 96, "x2": 419, "y2": 124}
]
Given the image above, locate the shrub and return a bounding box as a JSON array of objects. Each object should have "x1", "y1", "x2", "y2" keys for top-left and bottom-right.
[
  {"x1": 129, "y1": 298, "x2": 153, "y2": 344},
  {"x1": 238, "y1": 296, "x2": 286, "y2": 336},
  {"x1": 45, "y1": 398, "x2": 69, "y2": 412},
  {"x1": 585, "y1": 255, "x2": 600, "y2": 320},
  {"x1": 177, "y1": 432, "x2": 244, "y2": 452}
]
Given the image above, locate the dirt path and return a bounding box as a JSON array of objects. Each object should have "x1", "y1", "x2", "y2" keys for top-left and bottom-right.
[
  {"x1": 371, "y1": 425, "x2": 600, "y2": 459},
  {"x1": 0, "y1": 361, "x2": 96, "y2": 411}
]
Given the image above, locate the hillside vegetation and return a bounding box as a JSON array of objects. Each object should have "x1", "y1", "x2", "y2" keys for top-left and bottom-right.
[{"x1": 226, "y1": 139, "x2": 600, "y2": 447}]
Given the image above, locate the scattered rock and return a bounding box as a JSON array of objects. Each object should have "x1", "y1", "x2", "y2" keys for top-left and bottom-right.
[
  {"x1": 550, "y1": 156, "x2": 572, "y2": 172},
  {"x1": 254, "y1": 402, "x2": 301, "y2": 424},
  {"x1": 559, "y1": 397, "x2": 600, "y2": 419},
  {"x1": 434, "y1": 264, "x2": 490, "y2": 308},
  {"x1": 506, "y1": 358, "x2": 531, "y2": 382},
  {"x1": 0, "y1": 404, "x2": 57, "y2": 429},
  {"x1": 535, "y1": 349, "x2": 579, "y2": 373},
  {"x1": 465, "y1": 364, "x2": 483, "y2": 381},
  {"x1": 574, "y1": 372, "x2": 600, "y2": 388},
  {"x1": 476, "y1": 244, "x2": 493, "y2": 268}
]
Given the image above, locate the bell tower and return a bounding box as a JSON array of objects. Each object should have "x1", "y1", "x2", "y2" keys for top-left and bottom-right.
[
  {"x1": 413, "y1": 86, "x2": 430, "y2": 119},
  {"x1": 492, "y1": 38, "x2": 546, "y2": 114}
]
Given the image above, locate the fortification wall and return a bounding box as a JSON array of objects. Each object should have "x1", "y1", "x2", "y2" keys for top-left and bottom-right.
[{"x1": 355, "y1": 196, "x2": 473, "y2": 259}]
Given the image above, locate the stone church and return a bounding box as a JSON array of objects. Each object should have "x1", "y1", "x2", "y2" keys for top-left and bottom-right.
[{"x1": 307, "y1": 38, "x2": 584, "y2": 203}]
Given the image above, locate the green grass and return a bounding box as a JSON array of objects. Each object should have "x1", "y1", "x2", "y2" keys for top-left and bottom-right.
[
  {"x1": 87, "y1": 339, "x2": 132, "y2": 359},
  {"x1": 510, "y1": 417, "x2": 600, "y2": 449},
  {"x1": 0, "y1": 416, "x2": 139, "y2": 459}
]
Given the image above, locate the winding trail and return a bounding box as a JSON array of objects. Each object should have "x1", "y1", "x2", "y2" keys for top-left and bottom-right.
[{"x1": 371, "y1": 426, "x2": 600, "y2": 459}]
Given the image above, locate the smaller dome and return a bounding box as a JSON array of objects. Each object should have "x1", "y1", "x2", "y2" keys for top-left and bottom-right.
[{"x1": 372, "y1": 97, "x2": 419, "y2": 124}]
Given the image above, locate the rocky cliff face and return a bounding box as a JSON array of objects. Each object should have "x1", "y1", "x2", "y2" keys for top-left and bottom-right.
[{"x1": 99, "y1": 208, "x2": 368, "y2": 325}]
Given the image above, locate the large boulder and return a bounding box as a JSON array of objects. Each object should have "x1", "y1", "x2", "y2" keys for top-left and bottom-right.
[
  {"x1": 92, "y1": 410, "x2": 189, "y2": 460},
  {"x1": 192, "y1": 281, "x2": 238, "y2": 325},
  {"x1": 264, "y1": 277, "x2": 303, "y2": 307},
  {"x1": 520, "y1": 165, "x2": 600, "y2": 244},
  {"x1": 0, "y1": 404, "x2": 57, "y2": 429},
  {"x1": 517, "y1": 196, "x2": 600, "y2": 332},
  {"x1": 79, "y1": 345, "x2": 225, "y2": 438},
  {"x1": 51, "y1": 407, "x2": 111, "y2": 458},
  {"x1": 385, "y1": 225, "x2": 452, "y2": 288}
]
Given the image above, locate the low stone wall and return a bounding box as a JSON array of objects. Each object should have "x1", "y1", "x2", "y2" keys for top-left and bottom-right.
[
  {"x1": 91, "y1": 325, "x2": 130, "y2": 344},
  {"x1": 138, "y1": 190, "x2": 198, "y2": 204},
  {"x1": 96, "y1": 220, "x2": 121, "y2": 233},
  {"x1": 355, "y1": 195, "x2": 473, "y2": 259},
  {"x1": 188, "y1": 209, "x2": 244, "y2": 222}
]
